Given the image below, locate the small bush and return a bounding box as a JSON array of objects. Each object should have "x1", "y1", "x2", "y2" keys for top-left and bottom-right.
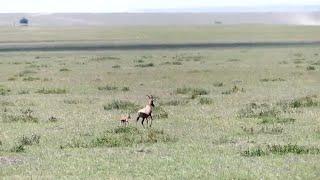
[
  {"x1": 104, "y1": 100, "x2": 139, "y2": 112},
  {"x1": 172, "y1": 61, "x2": 182, "y2": 65},
  {"x1": 238, "y1": 103, "x2": 281, "y2": 119},
  {"x1": 176, "y1": 87, "x2": 209, "y2": 98},
  {"x1": 134, "y1": 59, "x2": 144, "y2": 63},
  {"x1": 260, "y1": 78, "x2": 285, "y2": 82},
  {"x1": 121, "y1": 87, "x2": 130, "y2": 92},
  {"x1": 8, "y1": 77, "x2": 16, "y2": 81},
  {"x1": 213, "y1": 82, "x2": 223, "y2": 87},
  {"x1": 112, "y1": 65, "x2": 121, "y2": 68},
  {"x1": 307, "y1": 66, "x2": 316, "y2": 71},
  {"x1": 260, "y1": 117, "x2": 295, "y2": 124},
  {"x1": 280, "y1": 95, "x2": 319, "y2": 108},
  {"x1": 160, "y1": 99, "x2": 189, "y2": 106},
  {"x1": 98, "y1": 85, "x2": 118, "y2": 91},
  {"x1": 36, "y1": 88, "x2": 67, "y2": 94},
  {"x1": 48, "y1": 116, "x2": 58, "y2": 122},
  {"x1": 63, "y1": 99, "x2": 81, "y2": 104},
  {"x1": 241, "y1": 126, "x2": 283, "y2": 135},
  {"x1": 153, "y1": 106, "x2": 169, "y2": 119},
  {"x1": 222, "y1": 86, "x2": 245, "y2": 95},
  {"x1": 20, "y1": 134, "x2": 40, "y2": 146},
  {"x1": 227, "y1": 59, "x2": 240, "y2": 62},
  {"x1": 199, "y1": 97, "x2": 213, "y2": 105},
  {"x1": 0, "y1": 86, "x2": 11, "y2": 95},
  {"x1": 2, "y1": 109, "x2": 39, "y2": 123},
  {"x1": 176, "y1": 87, "x2": 192, "y2": 95},
  {"x1": 60, "y1": 68, "x2": 71, "y2": 72},
  {"x1": 242, "y1": 147, "x2": 267, "y2": 157},
  {"x1": 191, "y1": 88, "x2": 209, "y2": 96},
  {"x1": 242, "y1": 144, "x2": 320, "y2": 157},
  {"x1": 23, "y1": 77, "x2": 40, "y2": 81},
  {"x1": 91, "y1": 56, "x2": 120, "y2": 61},
  {"x1": 10, "y1": 143, "x2": 25, "y2": 153},
  {"x1": 135, "y1": 63, "x2": 154, "y2": 68}
]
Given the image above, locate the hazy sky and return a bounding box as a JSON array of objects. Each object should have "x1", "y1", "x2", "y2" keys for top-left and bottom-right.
[{"x1": 0, "y1": 0, "x2": 319, "y2": 13}]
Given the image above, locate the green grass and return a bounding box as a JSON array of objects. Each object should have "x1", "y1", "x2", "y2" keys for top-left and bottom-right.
[
  {"x1": 36, "y1": 88, "x2": 67, "y2": 94},
  {"x1": 0, "y1": 32, "x2": 320, "y2": 179},
  {"x1": 103, "y1": 100, "x2": 139, "y2": 112},
  {"x1": 62, "y1": 126, "x2": 175, "y2": 149},
  {"x1": 242, "y1": 144, "x2": 320, "y2": 157}
]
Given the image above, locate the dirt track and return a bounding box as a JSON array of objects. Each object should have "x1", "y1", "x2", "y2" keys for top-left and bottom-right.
[{"x1": 0, "y1": 41, "x2": 320, "y2": 52}]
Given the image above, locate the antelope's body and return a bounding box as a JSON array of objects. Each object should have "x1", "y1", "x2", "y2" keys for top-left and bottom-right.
[
  {"x1": 119, "y1": 115, "x2": 131, "y2": 126},
  {"x1": 136, "y1": 95, "x2": 154, "y2": 127}
]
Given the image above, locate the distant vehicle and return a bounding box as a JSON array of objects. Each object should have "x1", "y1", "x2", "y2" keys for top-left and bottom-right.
[{"x1": 19, "y1": 17, "x2": 29, "y2": 26}]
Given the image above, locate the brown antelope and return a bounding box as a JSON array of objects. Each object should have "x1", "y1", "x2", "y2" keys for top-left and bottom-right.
[
  {"x1": 136, "y1": 95, "x2": 154, "y2": 127},
  {"x1": 119, "y1": 114, "x2": 131, "y2": 126}
]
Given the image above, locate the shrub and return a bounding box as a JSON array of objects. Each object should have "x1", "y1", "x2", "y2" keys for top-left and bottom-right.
[
  {"x1": 20, "y1": 134, "x2": 40, "y2": 146},
  {"x1": 278, "y1": 95, "x2": 319, "y2": 109},
  {"x1": 121, "y1": 87, "x2": 130, "y2": 92},
  {"x1": 160, "y1": 99, "x2": 189, "y2": 106},
  {"x1": 104, "y1": 100, "x2": 139, "y2": 113},
  {"x1": 64, "y1": 99, "x2": 81, "y2": 104},
  {"x1": 134, "y1": 59, "x2": 144, "y2": 63},
  {"x1": 242, "y1": 144, "x2": 320, "y2": 157},
  {"x1": 152, "y1": 106, "x2": 169, "y2": 119},
  {"x1": 10, "y1": 143, "x2": 25, "y2": 153},
  {"x1": 260, "y1": 117, "x2": 295, "y2": 124},
  {"x1": 213, "y1": 82, "x2": 224, "y2": 87},
  {"x1": 23, "y1": 77, "x2": 40, "y2": 81},
  {"x1": 112, "y1": 65, "x2": 121, "y2": 68},
  {"x1": 91, "y1": 56, "x2": 120, "y2": 61},
  {"x1": 0, "y1": 86, "x2": 10, "y2": 95},
  {"x1": 98, "y1": 85, "x2": 118, "y2": 91},
  {"x1": 191, "y1": 88, "x2": 209, "y2": 96},
  {"x1": 260, "y1": 78, "x2": 285, "y2": 82},
  {"x1": 176, "y1": 87, "x2": 192, "y2": 95},
  {"x1": 135, "y1": 63, "x2": 154, "y2": 68},
  {"x1": 2, "y1": 109, "x2": 39, "y2": 123},
  {"x1": 227, "y1": 58, "x2": 240, "y2": 62},
  {"x1": 172, "y1": 61, "x2": 182, "y2": 65},
  {"x1": 238, "y1": 103, "x2": 281, "y2": 119},
  {"x1": 48, "y1": 116, "x2": 58, "y2": 122},
  {"x1": 199, "y1": 97, "x2": 213, "y2": 105},
  {"x1": 8, "y1": 77, "x2": 16, "y2": 81},
  {"x1": 60, "y1": 68, "x2": 71, "y2": 72},
  {"x1": 222, "y1": 86, "x2": 245, "y2": 94},
  {"x1": 36, "y1": 88, "x2": 67, "y2": 94},
  {"x1": 241, "y1": 126, "x2": 283, "y2": 135},
  {"x1": 307, "y1": 66, "x2": 316, "y2": 71}
]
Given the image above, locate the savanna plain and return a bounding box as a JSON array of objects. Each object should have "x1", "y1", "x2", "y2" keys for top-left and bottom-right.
[{"x1": 0, "y1": 26, "x2": 320, "y2": 179}]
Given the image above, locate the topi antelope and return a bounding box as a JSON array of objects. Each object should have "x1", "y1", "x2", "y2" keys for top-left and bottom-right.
[
  {"x1": 119, "y1": 114, "x2": 131, "y2": 126},
  {"x1": 136, "y1": 95, "x2": 154, "y2": 127}
]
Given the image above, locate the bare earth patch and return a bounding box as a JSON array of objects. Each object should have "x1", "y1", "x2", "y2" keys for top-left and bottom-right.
[{"x1": 0, "y1": 156, "x2": 23, "y2": 166}]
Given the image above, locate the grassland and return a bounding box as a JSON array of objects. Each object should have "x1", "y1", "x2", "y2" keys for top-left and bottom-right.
[
  {"x1": 0, "y1": 26, "x2": 320, "y2": 179},
  {"x1": 1, "y1": 25, "x2": 320, "y2": 44}
]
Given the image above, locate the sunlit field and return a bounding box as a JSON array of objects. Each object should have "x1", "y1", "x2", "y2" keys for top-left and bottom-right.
[{"x1": 0, "y1": 26, "x2": 320, "y2": 179}]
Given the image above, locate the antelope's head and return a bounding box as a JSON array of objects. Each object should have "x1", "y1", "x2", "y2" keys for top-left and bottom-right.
[{"x1": 147, "y1": 95, "x2": 155, "y2": 107}]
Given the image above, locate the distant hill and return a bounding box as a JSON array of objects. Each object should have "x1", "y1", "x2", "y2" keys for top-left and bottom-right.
[
  {"x1": 1, "y1": 12, "x2": 320, "y2": 26},
  {"x1": 139, "y1": 5, "x2": 320, "y2": 13}
]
